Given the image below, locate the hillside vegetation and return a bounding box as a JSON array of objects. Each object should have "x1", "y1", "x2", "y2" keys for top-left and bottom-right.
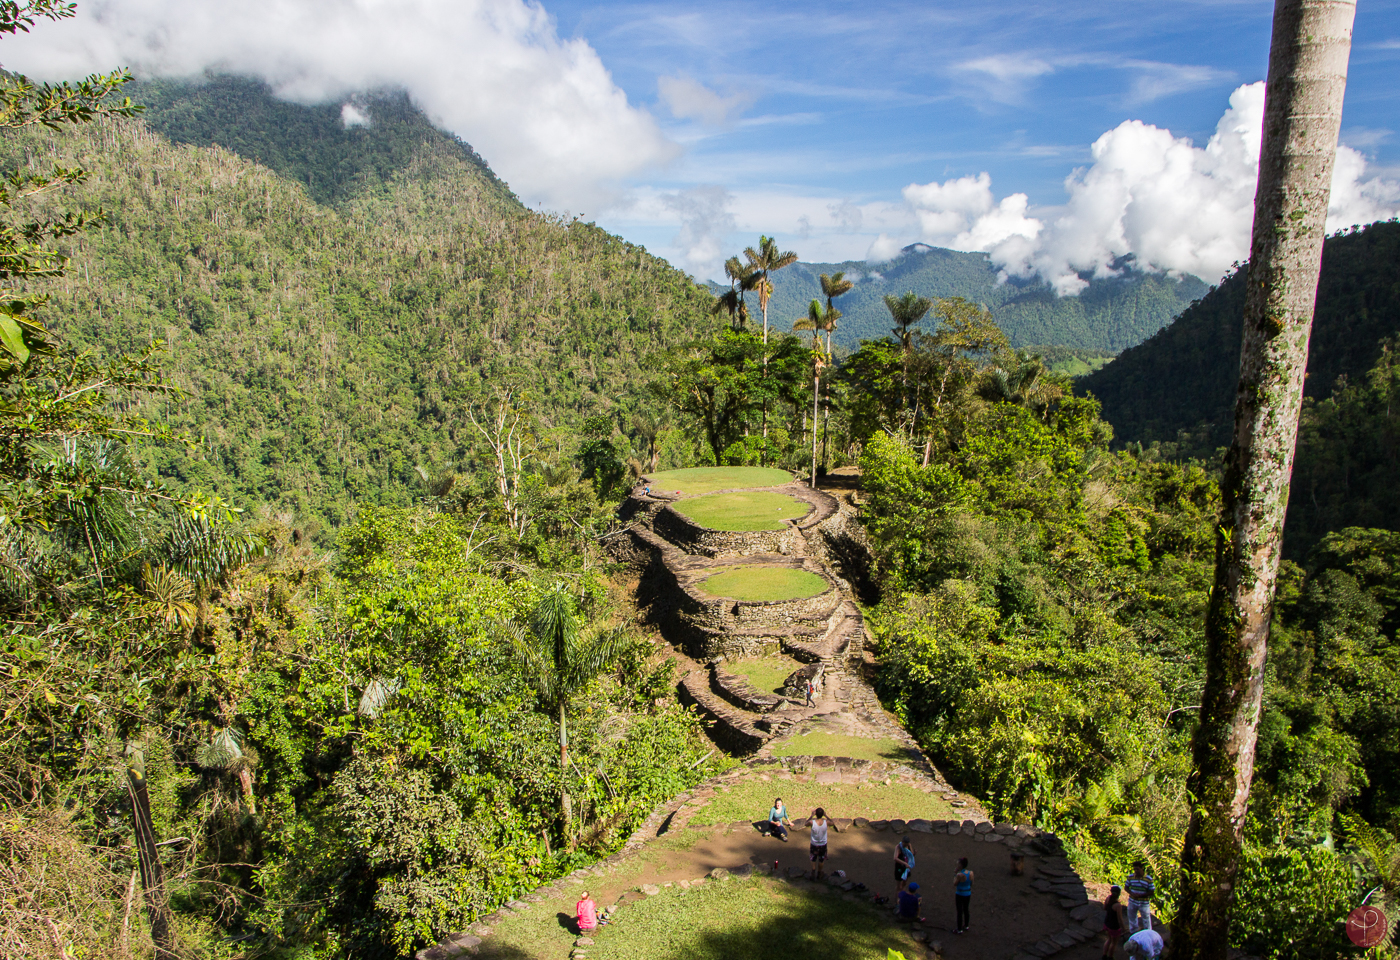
[
  {"x1": 720, "y1": 243, "x2": 1208, "y2": 353},
  {"x1": 3, "y1": 93, "x2": 715, "y2": 529},
  {"x1": 1083, "y1": 220, "x2": 1400, "y2": 556}
]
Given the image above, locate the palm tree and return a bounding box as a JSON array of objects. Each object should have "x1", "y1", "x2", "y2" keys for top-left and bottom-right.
[
  {"x1": 1172, "y1": 2, "x2": 1357, "y2": 956},
  {"x1": 795, "y1": 300, "x2": 838, "y2": 488},
  {"x1": 744, "y1": 236, "x2": 799, "y2": 440},
  {"x1": 744, "y1": 236, "x2": 799, "y2": 349},
  {"x1": 883, "y1": 291, "x2": 933, "y2": 413},
  {"x1": 818, "y1": 272, "x2": 853, "y2": 471},
  {"x1": 975, "y1": 355, "x2": 1061, "y2": 418},
  {"x1": 501, "y1": 586, "x2": 627, "y2": 833},
  {"x1": 711, "y1": 256, "x2": 757, "y2": 330}
]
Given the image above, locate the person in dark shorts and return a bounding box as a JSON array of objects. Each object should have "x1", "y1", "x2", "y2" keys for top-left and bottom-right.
[
  {"x1": 953, "y1": 857, "x2": 973, "y2": 934},
  {"x1": 894, "y1": 836, "x2": 915, "y2": 892},
  {"x1": 1102, "y1": 885, "x2": 1126, "y2": 957},
  {"x1": 807, "y1": 807, "x2": 839, "y2": 879},
  {"x1": 896, "y1": 881, "x2": 924, "y2": 922}
]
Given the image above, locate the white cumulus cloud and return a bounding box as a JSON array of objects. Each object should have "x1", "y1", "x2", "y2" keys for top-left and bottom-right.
[
  {"x1": 902, "y1": 82, "x2": 1400, "y2": 295},
  {"x1": 3, "y1": 0, "x2": 679, "y2": 212}
]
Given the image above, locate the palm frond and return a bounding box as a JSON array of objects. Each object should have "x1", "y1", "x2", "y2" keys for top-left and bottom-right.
[
  {"x1": 158, "y1": 513, "x2": 267, "y2": 587},
  {"x1": 196, "y1": 727, "x2": 244, "y2": 770}
]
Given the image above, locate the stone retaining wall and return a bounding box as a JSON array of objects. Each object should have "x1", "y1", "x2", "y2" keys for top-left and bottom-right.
[{"x1": 652, "y1": 504, "x2": 802, "y2": 558}]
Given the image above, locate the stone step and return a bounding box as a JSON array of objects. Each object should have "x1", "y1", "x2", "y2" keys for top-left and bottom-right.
[{"x1": 678, "y1": 672, "x2": 769, "y2": 754}]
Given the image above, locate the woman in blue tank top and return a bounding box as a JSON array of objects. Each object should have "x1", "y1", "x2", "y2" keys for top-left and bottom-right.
[{"x1": 953, "y1": 857, "x2": 973, "y2": 934}]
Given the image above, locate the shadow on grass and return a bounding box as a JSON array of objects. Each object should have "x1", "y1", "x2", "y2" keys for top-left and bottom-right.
[{"x1": 592, "y1": 878, "x2": 921, "y2": 960}]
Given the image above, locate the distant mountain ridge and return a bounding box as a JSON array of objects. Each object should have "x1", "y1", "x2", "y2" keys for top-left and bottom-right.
[
  {"x1": 1081, "y1": 220, "x2": 1400, "y2": 451},
  {"x1": 710, "y1": 243, "x2": 1209, "y2": 354}
]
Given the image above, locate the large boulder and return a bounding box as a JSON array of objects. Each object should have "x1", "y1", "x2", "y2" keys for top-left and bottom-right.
[{"x1": 782, "y1": 662, "x2": 824, "y2": 699}]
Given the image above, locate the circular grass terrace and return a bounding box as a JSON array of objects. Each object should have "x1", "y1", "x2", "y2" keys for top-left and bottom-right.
[
  {"x1": 645, "y1": 466, "x2": 794, "y2": 496},
  {"x1": 698, "y1": 566, "x2": 829, "y2": 602},
  {"x1": 672, "y1": 490, "x2": 810, "y2": 531},
  {"x1": 580, "y1": 875, "x2": 926, "y2": 960}
]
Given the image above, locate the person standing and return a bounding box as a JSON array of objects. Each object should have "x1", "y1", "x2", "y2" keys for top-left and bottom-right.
[
  {"x1": 1102, "y1": 885, "x2": 1126, "y2": 958},
  {"x1": 805, "y1": 678, "x2": 815, "y2": 707},
  {"x1": 1124, "y1": 861, "x2": 1155, "y2": 933},
  {"x1": 808, "y1": 807, "x2": 840, "y2": 880},
  {"x1": 953, "y1": 857, "x2": 973, "y2": 934},
  {"x1": 894, "y1": 836, "x2": 915, "y2": 892}
]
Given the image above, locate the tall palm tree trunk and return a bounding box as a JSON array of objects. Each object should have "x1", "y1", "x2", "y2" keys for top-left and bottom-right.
[
  {"x1": 810, "y1": 363, "x2": 820, "y2": 487},
  {"x1": 1171, "y1": 3, "x2": 1355, "y2": 957},
  {"x1": 559, "y1": 702, "x2": 572, "y2": 829}
]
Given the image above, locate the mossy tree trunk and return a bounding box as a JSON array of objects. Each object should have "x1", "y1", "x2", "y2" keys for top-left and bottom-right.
[{"x1": 1171, "y1": 2, "x2": 1355, "y2": 957}]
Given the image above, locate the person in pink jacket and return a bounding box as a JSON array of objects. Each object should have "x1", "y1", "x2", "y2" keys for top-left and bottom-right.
[{"x1": 576, "y1": 890, "x2": 598, "y2": 933}]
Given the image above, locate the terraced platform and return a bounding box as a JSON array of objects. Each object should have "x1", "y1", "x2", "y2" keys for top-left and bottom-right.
[{"x1": 414, "y1": 468, "x2": 1117, "y2": 960}]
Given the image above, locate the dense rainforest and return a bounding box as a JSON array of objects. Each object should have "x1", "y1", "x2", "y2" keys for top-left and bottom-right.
[
  {"x1": 1083, "y1": 220, "x2": 1400, "y2": 558},
  {"x1": 3, "y1": 34, "x2": 1399, "y2": 960},
  {"x1": 0, "y1": 77, "x2": 717, "y2": 533}
]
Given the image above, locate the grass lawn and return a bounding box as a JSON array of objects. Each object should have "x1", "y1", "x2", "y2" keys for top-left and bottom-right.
[
  {"x1": 771, "y1": 733, "x2": 917, "y2": 763},
  {"x1": 726, "y1": 656, "x2": 804, "y2": 694},
  {"x1": 699, "y1": 567, "x2": 828, "y2": 602},
  {"x1": 645, "y1": 466, "x2": 794, "y2": 496},
  {"x1": 689, "y1": 778, "x2": 956, "y2": 826},
  {"x1": 588, "y1": 875, "x2": 924, "y2": 960},
  {"x1": 673, "y1": 491, "x2": 810, "y2": 531}
]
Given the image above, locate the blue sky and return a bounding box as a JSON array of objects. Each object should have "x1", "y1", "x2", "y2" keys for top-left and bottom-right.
[
  {"x1": 9, "y1": 0, "x2": 1399, "y2": 285},
  {"x1": 550, "y1": 0, "x2": 1400, "y2": 279}
]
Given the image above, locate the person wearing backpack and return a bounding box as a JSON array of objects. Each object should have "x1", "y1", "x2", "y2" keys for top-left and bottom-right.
[{"x1": 953, "y1": 857, "x2": 974, "y2": 934}]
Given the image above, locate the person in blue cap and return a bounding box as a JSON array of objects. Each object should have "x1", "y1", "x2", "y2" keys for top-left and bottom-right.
[{"x1": 896, "y1": 881, "x2": 924, "y2": 923}]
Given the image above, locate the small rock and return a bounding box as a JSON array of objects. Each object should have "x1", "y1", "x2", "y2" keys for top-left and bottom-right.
[
  {"x1": 679, "y1": 879, "x2": 691, "y2": 889},
  {"x1": 575, "y1": 936, "x2": 595, "y2": 946},
  {"x1": 962, "y1": 819, "x2": 977, "y2": 832},
  {"x1": 1034, "y1": 938, "x2": 1062, "y2": 955},
  {"x1": 1059, "y1": 897, "x2": 1087, "y2": 908},
  {"x1": 995, "y1": 823, "x2": 1015, "y2": 835},
  {"x1": 974, "y1": 821, "x2": 994, "y2": 834},
  {"x1": 928, "y1": 941, "x2": 942, "y2": 954},
  {"x1": 909, "y1": 819, "x2": 933, "y2": 833},
  {"x1": 889, "y1": 819, "x2": 908, "y2": 832},
  {"x1": 1069, "y1": 903, "x2": 1101, "y2": 920},
  {"x1": 708, "y1": 867, "x2": 729, "y2": 880},
  {"x1": 640, "y1": 884, "x2": 661, "y2": 896},
  {"x1": 852, "y1": 817, "x2": 872, "y2": 828},
  {"x1": 1051, "y1": 931, "x2": 1078, "y2": 948},
  {"x1": 871, "y1": 820, "x2": 890, "y2": 831}
]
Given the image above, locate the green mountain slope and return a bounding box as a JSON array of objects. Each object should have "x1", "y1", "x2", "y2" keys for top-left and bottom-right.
[
  {"x1": 127, "y1": 75, "x2": 520, "y2": 210},
  {"x1": 715, "y1": 243, "x2": 1208, "y2": 353},
  {"x1": 1082, "y1": 219, "x2": 1400, "y2": 558},
  {"x1": 1082, "y1": 221, "x2": 1400, "y2": 450},
  {"x1": 4, "y1": 94, "x2": 715, "y2": 529}
]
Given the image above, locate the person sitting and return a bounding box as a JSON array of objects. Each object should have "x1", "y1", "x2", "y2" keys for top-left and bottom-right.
[
  {"x1": 896, "y1": 881, "x2": 924, "y2": 923},
  {"x1": 766, "y1": 798, "x2": 791, "y2": 841},
  {"x1": 576, "y1": 890, "x2": 598, "y2": 934}
]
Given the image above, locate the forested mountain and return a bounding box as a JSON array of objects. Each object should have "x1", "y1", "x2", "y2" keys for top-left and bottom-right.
[
  {"x1": 126, "y1": 76, "x2": 520, "y2": 209},
  {"x1": 4, "y1": 81, "x2": 716, "y2": 529},
  {"x1": 712, "y1": 242, "x2": 1209, "y2": 353},
  {"x1": 1083, "y1": 220, "x2": 1400, "y2": 556}
]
